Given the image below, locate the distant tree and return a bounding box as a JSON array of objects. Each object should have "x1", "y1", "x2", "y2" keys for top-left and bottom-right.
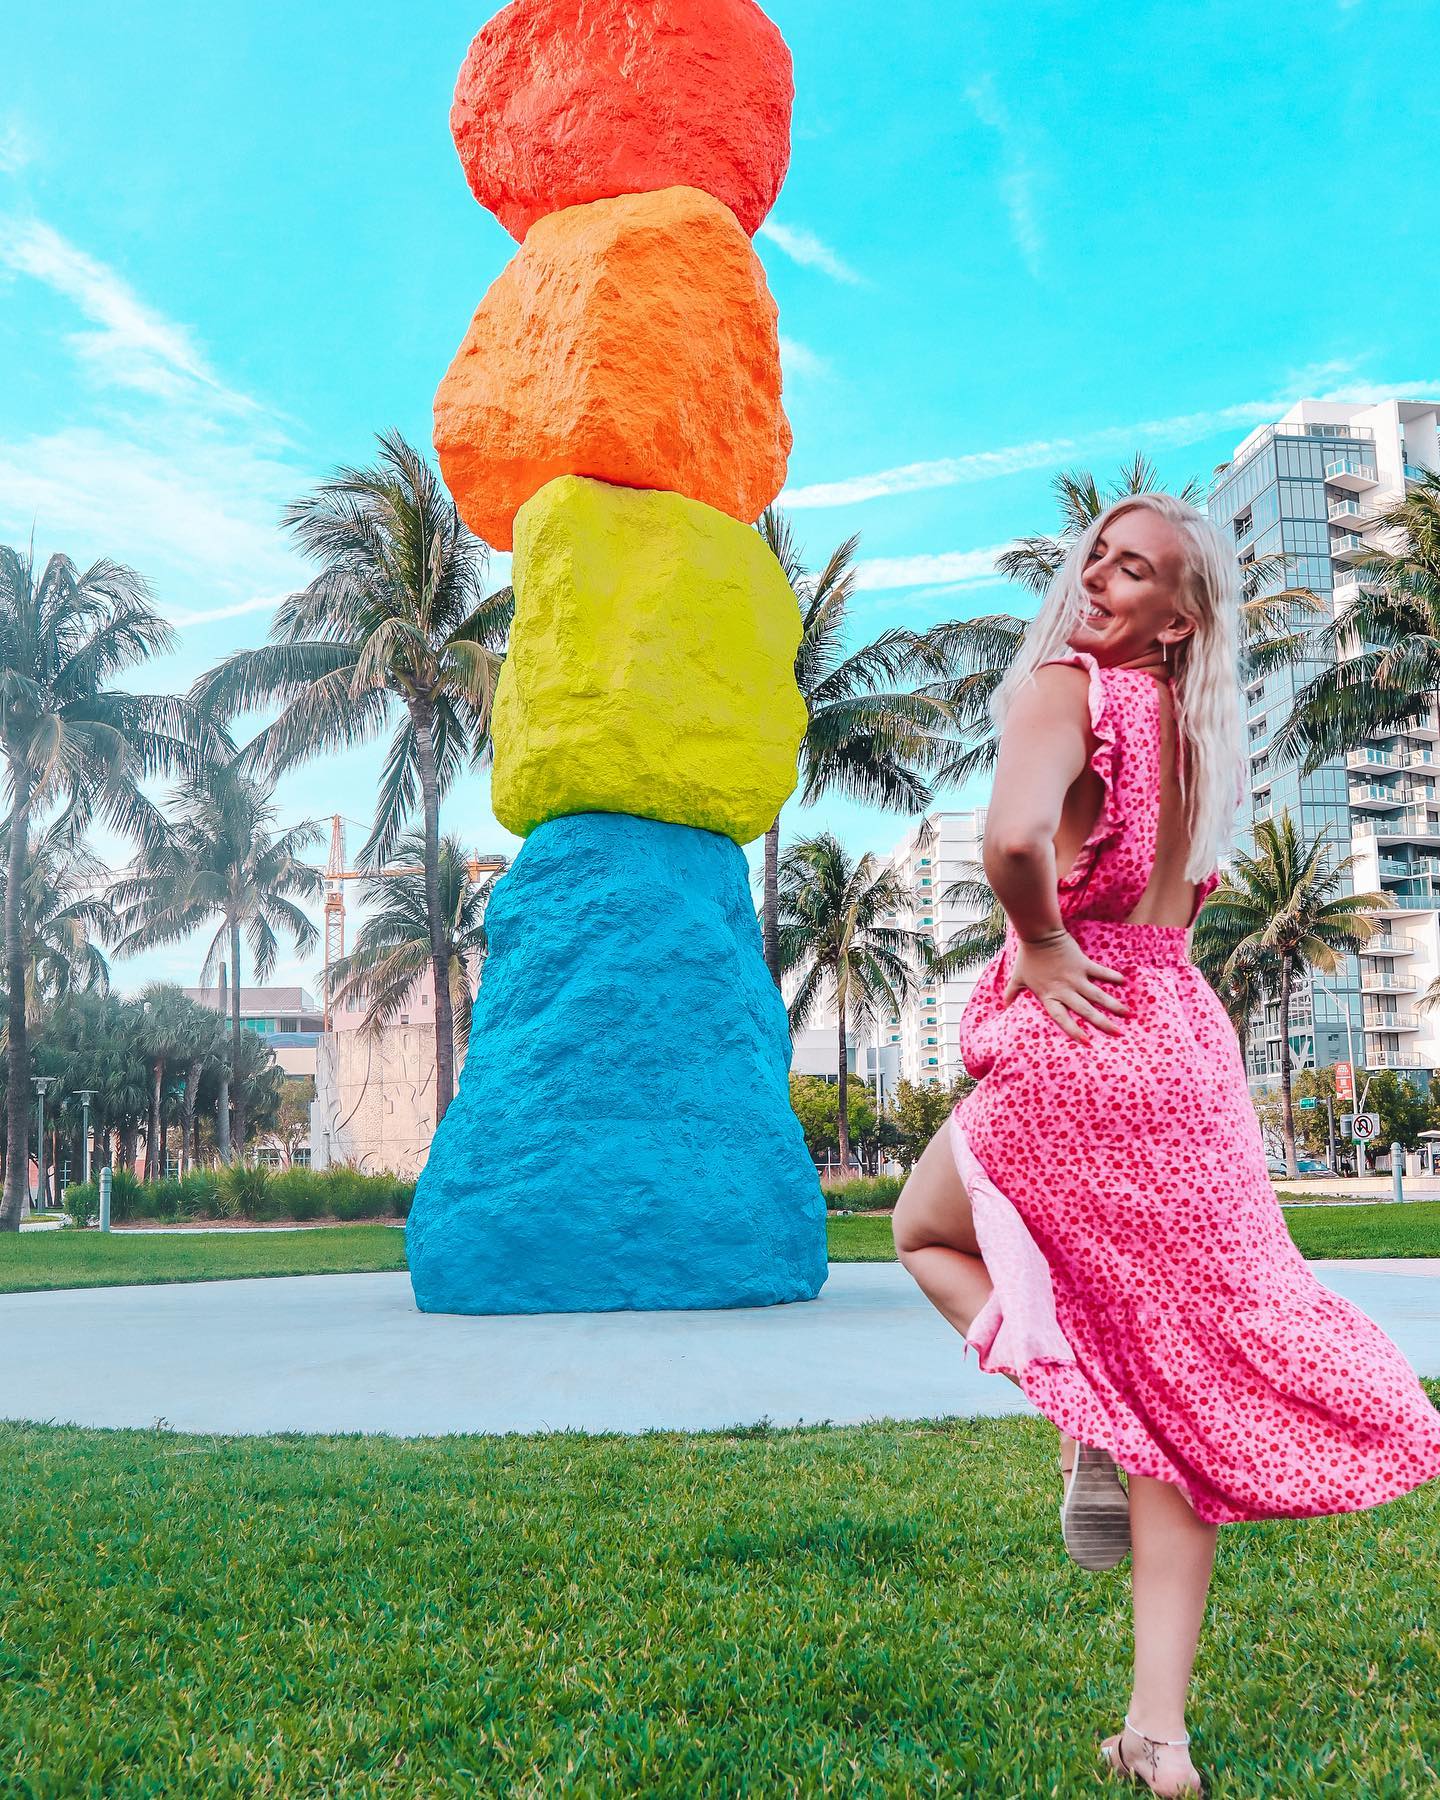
[
  {"x1": 0, "y1": 542, "x2": 212, "y2": 1229},
  {"x1": 1202, "y1": 811, "x2": 1382, "y2": 1178},
  {"x1": 887, "y1": 1074, "x2": 976, "y2": 1174},
  {"x1": 787, "y1": 1073, "x2": 878, "y2": 1164},
  {"x1": 778, "y1": 835, "x2": 922, "y2": 1174},
  {"x1": 192, "y1": 433, "x2": 511, "y2": 1123},
  {"x1": 755, "y1": 509, "x2": 951, "y2": 984}
]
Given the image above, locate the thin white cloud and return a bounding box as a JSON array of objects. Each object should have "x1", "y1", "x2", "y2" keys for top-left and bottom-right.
[
  {"x1": 779, "y1": 334, "x2": 831, "y2": 380},
  {"x1": 168, "y1": 592, "x2": 289, "y2": 630},
  {"x1": 965, "y1": 75, "x2": 1046, "y2": 280},
  {"x1": 852, "y1": 546, "x2": 1014, "y2": 591},
  {"x1": 781, "y1": 370, "x2": 1431, "y2": 510},
  {"x1": 0, "y1": 118, "x2": 32, "y2": 174},
  {"x1": 758, "y1": 220, "x2": 865, "y2": 287},
  {"x1": 0, "y1": 218, "x2": 256, "y2": 410}
]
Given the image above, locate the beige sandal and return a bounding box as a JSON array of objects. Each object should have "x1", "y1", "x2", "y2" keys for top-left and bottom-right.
[
  {"x1": 1059, "y1": 1442, "x2": 1130, "y2": 1570},
  {"x1": 1099, "y1": 1716, "x2": 1207, "y2": 1796}
]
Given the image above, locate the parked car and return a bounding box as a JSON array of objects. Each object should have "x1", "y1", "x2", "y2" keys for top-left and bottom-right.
[{"x1": 1266, "y1": 1155, "x2": 1330, "y2": 1176}]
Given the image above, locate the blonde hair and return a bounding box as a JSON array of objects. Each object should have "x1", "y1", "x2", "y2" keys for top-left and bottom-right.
[{"x1": 992, "y1": 492, "x2": 1244, "y2": 881}]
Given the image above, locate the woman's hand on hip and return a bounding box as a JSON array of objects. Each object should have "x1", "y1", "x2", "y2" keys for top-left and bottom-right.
[{"x1": 1003, "y1": 929, "x2": 1127, "y2": 1045}]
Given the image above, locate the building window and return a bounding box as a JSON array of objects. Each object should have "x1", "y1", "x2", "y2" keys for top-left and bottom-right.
[
  {"x1": 927, "y1": 1057, "x2": 939, "y2": 1066},
  {"x1": 919, "y1": 857, "x2": 930, "y2": 866},
  {"x1": 926, "y1": 1037, "x2": 937, "y2": 1045},
  {"x1": 921, "y1": 916, "x2": 932, "y2": 925}
]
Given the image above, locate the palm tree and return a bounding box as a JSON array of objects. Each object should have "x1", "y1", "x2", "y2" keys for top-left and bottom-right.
[
  {"x1": 1189, "y1": 910, "x2": 1277, "y2": 1071},
  {"x1": 1200, "y1": 812, "x2": 1383, "y2": 1177},
  {"x1": 0, "y1": 544, "x2": 212, "y2": 1231},
  {"x1": 927, "y1": 858, "x2": 1007, "y2": 977},
  {"x1": 0, "y1": 818, "x2": 114, "y2": 1023},
  {"x1": 915, "y1": 456, "x2": 1320, "y2": 785},
  {"x1": 1271, "y1": 472, "x2": 1440, "y2": 768},
  {"x1": 136, "y1": 984, "x2": 207, "y2": 1182},
  {"x1": 755, "y1": 509, "x2": 955, "y2": 984},
  {"x1": 192, "y1": 432, "x2": 511, "y2": 1123},
  {"x1": 110, "y1": 763, "x2": 322, "y2": 1161},
  {"x1": 777, "y1": 834, "x2": 923, "y2": 1172},
  {"x1": 328, "y1": 831, "x2": 498, "y2": 1054},
  {"x1": 175, "y1": 1000, "x2": 228, "y2": 1177}
]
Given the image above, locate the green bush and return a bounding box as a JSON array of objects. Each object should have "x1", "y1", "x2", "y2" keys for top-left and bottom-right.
[
  {"x1": 822, "y1": 1174, "x2": 904, "y2": 1213},
  {"x1": 104, "y1": 1166, "x2": 147, "y2": 1223},
  {"x1": 220, "y1": 1163, "x2": 271, "y2": 1220},
  {"x1": 61, "y1": 1181, "x2": 99, "y2": 1229},
  {"x1": 58, "y1": 1164, "x2": 414, "y2": 1225}
]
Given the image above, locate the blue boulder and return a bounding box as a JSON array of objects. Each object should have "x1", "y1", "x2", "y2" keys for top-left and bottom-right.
[{"x1": 407, "y1": 812, "x2": 828, "y2": 1314}]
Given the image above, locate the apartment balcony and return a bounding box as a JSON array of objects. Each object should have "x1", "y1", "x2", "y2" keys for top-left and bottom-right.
[
  {"x1": 1376, "y1": 893, "x2": 1440, "y2": 911},
  {"x1": 1327, "y1": 497, "x2": 1380, "y2": 530},
  {"x1": 1362, "y1": 933, "x2": 1416, "y2": 957},
  {"x1": 1353, "y1": 810, "x2": 1440, "y2": 845},
  {"x1": 1406, "y1": 709, "x2": 1440, "y2": 742},
  {"x1": 1349, "y1": 781, "x2": 1408, "y2": 810},
  {"x1": 1333, "y1": 574, "x2": 1386, "y2": 610},
  {"x1": 1363, "y1": 1009, "x2": 1419, "y2": 1032},
  {"x1": 1324, "y1": 456, "x2": 1380, "y2": 493},
  {"x1": 1348, "y1": 745, "x2": 1407, "y2": 774},
  {"x1": 1360, "y1": 972, "x2": 1417, "y2": 994},
  {"x1": 1366, "y1": 1051, "x2": 1425, "y2": 1070},
  {"x1": 1330, "y1": 532, "x2": 1373, "y2": 566},
  {"x1": 1404, "y1": 464, "x2": 1433, "y2": 488}
]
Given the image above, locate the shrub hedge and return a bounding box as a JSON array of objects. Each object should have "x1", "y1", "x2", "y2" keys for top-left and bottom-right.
[
  {"x1": 59, "y1": 1165, "x2": 414, "y2": 1226},
  {"x1": 821, "y1": 1174, "x2": 904, "y2": 1213}
]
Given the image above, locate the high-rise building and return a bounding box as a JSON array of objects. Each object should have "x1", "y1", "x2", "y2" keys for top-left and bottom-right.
[
  {"x1": 867, "y1": 808, "x2": 990, "y2": 1090},
  {"x1": 1208, "y1": 397, "x2": 1440, "y2": 1085}
]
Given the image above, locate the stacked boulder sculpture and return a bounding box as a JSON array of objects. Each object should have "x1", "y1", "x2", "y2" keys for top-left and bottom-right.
[{"x1": 407, "y1": 0, "x2": 827, "y2": 1315}]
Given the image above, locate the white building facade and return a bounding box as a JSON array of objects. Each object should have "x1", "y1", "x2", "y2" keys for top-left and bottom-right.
[{"x1": 1208, "y1": 396, "x2": 1440, "y2": 1086}]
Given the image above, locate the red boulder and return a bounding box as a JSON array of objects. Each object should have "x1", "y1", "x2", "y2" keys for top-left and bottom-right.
[{"x1": 451, "y1": 0, "x2": 793, "y2": 240}]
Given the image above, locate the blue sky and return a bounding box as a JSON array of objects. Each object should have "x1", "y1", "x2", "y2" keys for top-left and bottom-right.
[{"x1": 4, "y1": 0, "x2": 1438, "y2": 993}]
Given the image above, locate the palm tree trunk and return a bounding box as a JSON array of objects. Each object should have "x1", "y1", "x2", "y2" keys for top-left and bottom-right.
[
  {"x1": 763, "y1": 818, "x2": 781, "y2": 986},
  {"x1": 1, "y1": 773, "x2": 32, "y2": 1232},
  {"x1": 412, "y1": 703, "x2": 456, "y2": 1125},
  {"x1": 216, "y1": 962, "x2": 231, "y2": 1163},
  {"x1": 836, "y1": 992, "x2": 852, "y2": 1175},
  {"x1": 181, "y1": 1062, "x2": 201, "y2": 1179},
  {"x1": 230, "y1": 918, "x2": 246, "y2": 1160},
  {"x1": 144, "y1": 1051, "x2": 162, "y2": 1180},
  {"x1": 1277, "y1": 957, "x2": 1298, "y2": 1180}
]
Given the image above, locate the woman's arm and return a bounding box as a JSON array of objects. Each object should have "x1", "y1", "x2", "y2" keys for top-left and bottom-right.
[{"x1": 984, "y1": 664, "x2": 1128, "y2": 1044}]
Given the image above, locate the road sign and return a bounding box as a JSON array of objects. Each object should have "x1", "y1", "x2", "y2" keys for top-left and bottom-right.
[
  {"x1": 1335, "y1": 1061, "x2": 1354, "y2": 1101},
  {"x1": 1297, "y1": 1098, "x2": 1317, "y2": 1110},
  {"x1": 1350, "y1": 1112, "x2": 1380, "y2": 1143}
]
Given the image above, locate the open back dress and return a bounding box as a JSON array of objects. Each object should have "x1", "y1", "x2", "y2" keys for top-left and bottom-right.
[{"x1": 951, "y1": 651, "x2": 1440, "y2": 1525}]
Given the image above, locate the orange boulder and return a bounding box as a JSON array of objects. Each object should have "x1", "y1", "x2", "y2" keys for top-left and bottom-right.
[
  {"x1": 451, "y1": 0, "x2": 792, "y2": 241},
  {"x1": 433, "y1": 186, "x2": 791, "y2": 551}
]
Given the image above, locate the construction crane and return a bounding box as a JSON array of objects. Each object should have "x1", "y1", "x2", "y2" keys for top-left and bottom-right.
[{"x1": 321, "y1": 815, "x2": 509, "y2": 1030}]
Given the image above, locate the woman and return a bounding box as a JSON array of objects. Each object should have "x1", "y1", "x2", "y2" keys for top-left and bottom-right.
[{"x1": 892, "y1": 493, "x2": 1440, "y2": 1797}]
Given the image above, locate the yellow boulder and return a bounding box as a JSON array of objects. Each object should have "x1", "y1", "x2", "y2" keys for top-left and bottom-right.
[{"x1": 491, "y1": 476, "x2": 806, "y2": 845}]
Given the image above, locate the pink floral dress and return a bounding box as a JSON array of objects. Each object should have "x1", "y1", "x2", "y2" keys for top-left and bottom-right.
[{"x1": 952, "y1": 651, "x2": 1440, "y2": 1524}]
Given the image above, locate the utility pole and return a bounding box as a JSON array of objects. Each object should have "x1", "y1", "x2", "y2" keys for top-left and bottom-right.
[
  {"x1": 75, "y1": 1089, "x2": 97, "y2": 1185},
  {"x1": 32, "y1": 1075, "x2": 56, "y2": 1210}
]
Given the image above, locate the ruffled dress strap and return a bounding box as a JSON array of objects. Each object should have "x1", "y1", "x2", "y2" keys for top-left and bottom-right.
[{"x1": 1038, "y1": 651, "x2": 1159, "y2": 923}]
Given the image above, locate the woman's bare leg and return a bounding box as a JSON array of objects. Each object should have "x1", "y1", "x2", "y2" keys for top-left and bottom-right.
[
  {"x1": 892, "y1": 1125, "x2": 1070, "y2": 1467},
  {"x1": 891, "y1": 1122, "x2": 994, "y2": 1339},
  {"x1": 1110, "y1": 1473, "x2": 1217, "y2": 1793}
]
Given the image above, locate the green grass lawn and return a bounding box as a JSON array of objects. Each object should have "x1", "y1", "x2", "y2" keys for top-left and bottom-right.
[
  {"x1": 1, "y1": 1405, "x2": 1436, "y2": 1797},
  {"x1": 2, "y1": 1204, "x2": 1437, "y2": 1296},
  {"x1": 0, "y1": 1224, "x2": 407, "y2": 1294}
]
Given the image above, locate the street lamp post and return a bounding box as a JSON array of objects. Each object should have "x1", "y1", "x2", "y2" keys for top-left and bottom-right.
[
  {"x1": 32, "y1": 1075, "x2": 57, "y2": 1212},
  {"x1": 75, "y1": 1089, "x2": 97, "y2": 1186}
]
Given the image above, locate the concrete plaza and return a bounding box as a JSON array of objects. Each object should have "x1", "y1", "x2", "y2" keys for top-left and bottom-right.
[{"x1": 3, "y1": 1260, "x2": 1439, "y2": 1437}]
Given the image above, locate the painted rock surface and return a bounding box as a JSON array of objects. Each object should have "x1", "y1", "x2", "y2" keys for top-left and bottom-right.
[
  {"x1": 491, "y1": 476, "x2": 805, "y2": 845},
  {"x1": 433, "y1": 186, "x2": 790, "y2": 551},
  {"x1": 407, "y1": 813, "x2": 827, "y2": 1315},
  {"x1": 451, "y1": 0, "x2": 792, "y2": 240}
]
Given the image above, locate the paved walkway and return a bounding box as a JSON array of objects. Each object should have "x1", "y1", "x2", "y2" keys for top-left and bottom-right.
[{"x1": 3, "y1": 1262, "x2": 1438, "y2": 1438}]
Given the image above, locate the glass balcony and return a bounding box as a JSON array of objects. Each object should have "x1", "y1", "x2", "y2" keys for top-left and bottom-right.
[
  {"x1": 1360, "y1": 973, "x2": 1416, "y2": 994},
  {"x1": 1330, "y1": 532, "x2": 1373, "y2": 565},
  {"x1": 1353, "y1": 809, "x2": 1440, "y2": 843},
  {"x1": 1366, "y1": 1051, "x2": 1424, "y2": 1069},
  {"x1": 1404, "y1": 463, "x2": 1432, "y2": 486},
  {"x1": 1364, "y1": 1013, "x2": 1420, "y2": 1034},
  {"x1": 1362, "y1": 933, "x2": 1416, "y2": 956},
  {"x1": 1349, "y1": 782, "x2": 1411, "y2": 809},
  {"x1": 1347, "y1": 746, "x2": 1406, "y2": 773},
  {"x1": 1325, "y1": 455, "x2": 1381, "y2": 492},
  {"x1": 1327, "y1": 497, "x2": 1379, "y2": 528}
]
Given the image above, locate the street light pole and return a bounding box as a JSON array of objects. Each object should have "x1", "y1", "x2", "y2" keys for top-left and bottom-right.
[
  {"x1": 75, "y1": 1090, "x2": 97, "y2": 1186},
  {"x1": 32, "y1": 1075, "x2": 56, "y2": 1211}
]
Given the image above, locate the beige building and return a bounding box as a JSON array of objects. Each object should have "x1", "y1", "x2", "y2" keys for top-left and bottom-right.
[
  {"x1": 185, "y1": 985, "x2": 323, "y2": 1079},
  {"x1": 310, "y1": 978, "x2": 466, "y2": 1177}
]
